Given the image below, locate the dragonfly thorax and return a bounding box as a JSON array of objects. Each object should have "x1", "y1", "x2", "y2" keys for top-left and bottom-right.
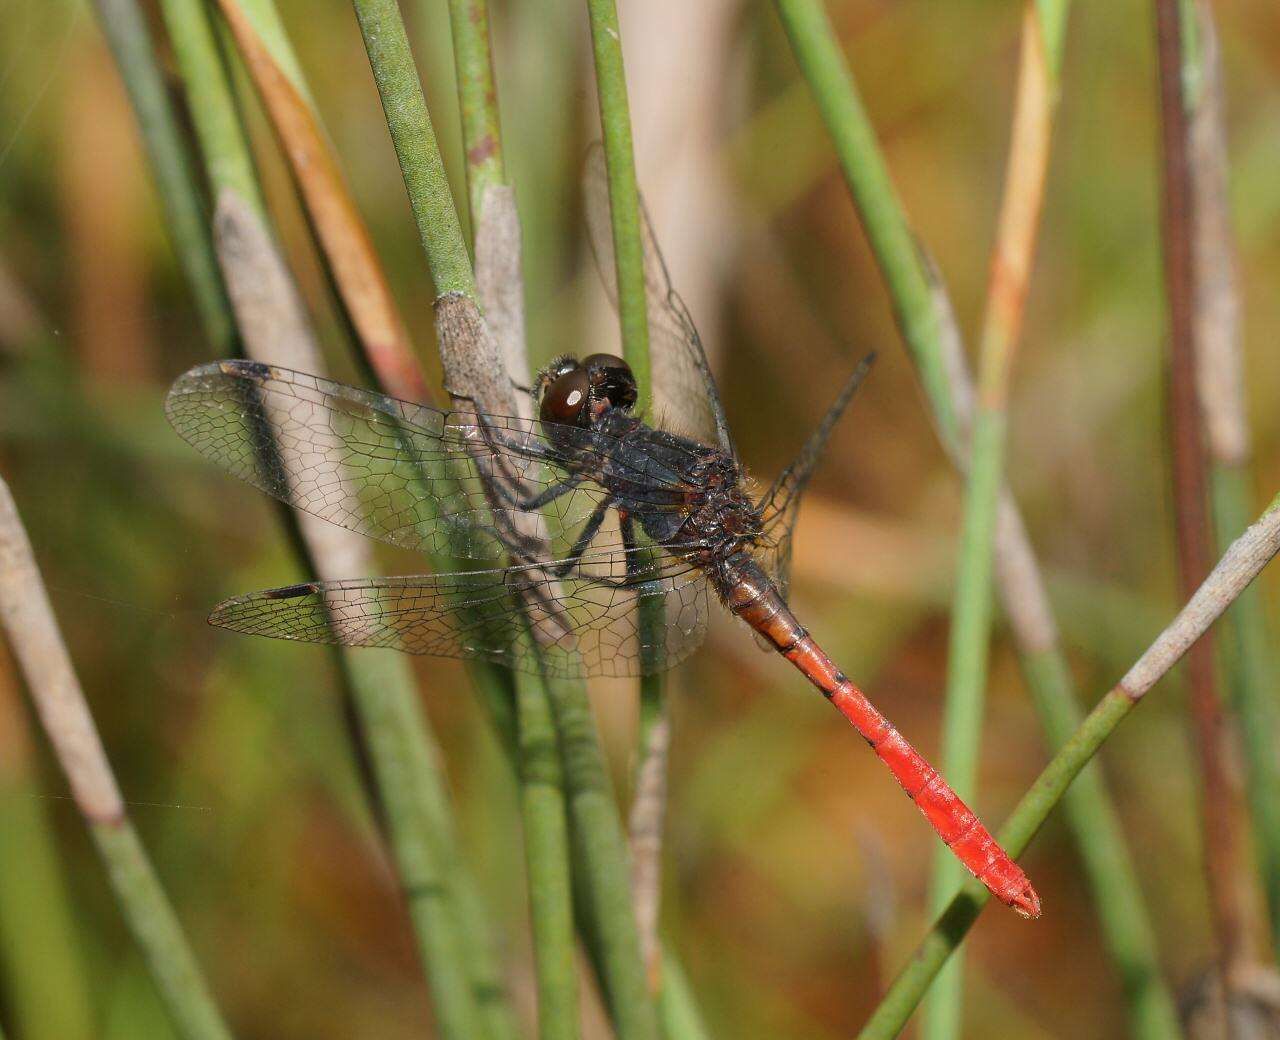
[{"x1": 682, "y1": 454, "x2": 764, "y2": 555}]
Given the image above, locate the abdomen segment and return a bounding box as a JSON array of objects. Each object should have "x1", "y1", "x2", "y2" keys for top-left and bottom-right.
[{"x1": 722, "y1": 556, "x2": 1040, "y2": 918}]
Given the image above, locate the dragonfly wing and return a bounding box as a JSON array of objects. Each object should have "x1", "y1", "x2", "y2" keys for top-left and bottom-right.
[
  {"x1": 754, "y1": 355, "x2": 877, "y2": 601},
  {"x1": 209, "y1": 549, "x2": 712, "y2": 679},
  {"x1": 584, "y1": 145, "x2": 735, "y2": 459},
  {"x1": 753, "y1": 496, "x2": 806, "y2": 610},
  {"x1": 166, "y1": 359, "x2": 691, "y2": 561}
]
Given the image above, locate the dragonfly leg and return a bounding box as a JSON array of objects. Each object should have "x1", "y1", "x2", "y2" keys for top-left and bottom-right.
[
  {"x1": 553, "y1": 497, "x2": 615, "y2": 578},
  {"x1": 483, "y1": 478, "x2": 585, "y2": 563},
  {"x1": 450, "y1": 405, "x2": 564, "y2": 501},
  {"x1": 552, "y1": 510, "x2": 659, "y2": 591},
  {"x1": 618, "y1": 511, "x2": 646, "y2": 583},
  {"x1": 519, "y1": 477, "x2": 584, "y2": 512},
  {"x1": 472, "y1": 418, "x2": 561, "y2": 465}
]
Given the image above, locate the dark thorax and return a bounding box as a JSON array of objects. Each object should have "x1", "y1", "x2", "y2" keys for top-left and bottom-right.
[{"x1": 532, "y1": 351, "x2": 765, "y2": 572}]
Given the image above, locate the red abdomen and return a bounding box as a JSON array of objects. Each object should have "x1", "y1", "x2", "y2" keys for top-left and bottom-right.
[{"x1": 716, "y1": 553, "x2": 1040, "y2": 918}]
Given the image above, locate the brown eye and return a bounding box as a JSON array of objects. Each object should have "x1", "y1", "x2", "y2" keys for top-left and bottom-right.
[
  {"x1": 540, "y1": 367, "x2": 591, "y2": 426},
  {"x1": 581, "y1": 352, "x2": 627, "y2": 369},
  {"x1": 582, "y1": 353, "x2": 637, "y2": 412}
]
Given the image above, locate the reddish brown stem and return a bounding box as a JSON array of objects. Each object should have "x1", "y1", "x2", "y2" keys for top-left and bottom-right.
[{"x1": 1153, "y1": 0, "x2": 1249, "y2": 980}]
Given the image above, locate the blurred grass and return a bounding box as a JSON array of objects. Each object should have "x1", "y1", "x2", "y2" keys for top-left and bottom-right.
[{"x1": 2, "y1": 0, "x2": 1280, "y2": 1036}]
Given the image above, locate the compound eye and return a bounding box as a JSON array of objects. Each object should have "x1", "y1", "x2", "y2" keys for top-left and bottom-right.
[
  {"x1": 581, "y1": 352, "x2": 628, "y2": 371},
  {"x1": 540, "y1": 367, "x2": 591, "y2": 426},
  {"x1": 581, "y1": 353, "x2": 638, "y2": 411}
]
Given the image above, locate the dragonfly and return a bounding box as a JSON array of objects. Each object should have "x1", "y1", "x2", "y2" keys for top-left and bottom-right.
[{"x1": 164, "y1": 186, "x2": 1040, "y2": 921}]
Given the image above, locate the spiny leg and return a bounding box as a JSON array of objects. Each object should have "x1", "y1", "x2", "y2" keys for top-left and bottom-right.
[
  {"x1": 495, "y1": 477, "x2": 597, "y2": 570},
  {"x1": 452, "y1": 407, "x2": 584, "y2": 558},
  {"x1": 553, "y1": 497, "x2": 616, "y2": 579},
  {"x1": 618, "y1": 511, "x2": 646, "y2": 585},
  {"x1": 486, "y1": 477, "x2": 588, "y2": 561},
  {"x1": 619, "y1": 509, "x2": 667, "y2": 675},
  {"x1": 445, "y1": 390, "x2": 563, "y2": 493},
  {"x1": 519, "y1": 478, "x2": 584, "y2": 511}
]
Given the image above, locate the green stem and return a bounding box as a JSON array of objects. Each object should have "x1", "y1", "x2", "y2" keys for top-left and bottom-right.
[
  {"x1": 516, "y1": 666, "x2": 581, "y2": 1040},
  {"x1": 447, "y1": 0, "x2": 506, "y2": 226},
  {"x1": 547, "y1": 677, "x2": 658, "y2": 1040},
  {"x1": 773, "y1": 0, "x2": 960, "y2": 453},
  {"x1": 923, "y1": 414, "x2": 1006, "y2": 1040},
  {"x1": 90, "y1": 0, "x2": 234, "y2": 355},
  {"x1": 356, "y1": 6, "x2": 681, "y2": 1035},
  {"x1": 351, "y1": 0, "x2": 475, "y2": 299},
  {"x1": 584, "y1": 1, "x2": 670, "y2": 995},
  {"x1": 226, "y1": 0, "x2": 316, "y2": 103},
  {"x1": 340, "y1": 653, "x2": 516, "y2": 1040},
  {"x1": 141, "y1": 4, "x2": 517, "y2": 1031},
  {"x1": 585, "y1": 0, "x2": 650, "y2": 406},
  {"x1": 0, "y1": 480, "x2": 232, "y2": 1040},
  {"x1": 338, "y1": 652, "x2": 491, "y2": 1040},
  {"x1": 444, "y1": 11, "x2": 582, "y2": 1030},
  {"x1": 1211, "y1": 463, "x2": 1280, "y2": 952},
  {"x1": 158, "y1": 0, "x2": 264, "y2": 213},
  {"x1": 658, "y1": 949, "x2": 712, "y2": 1040},
  {"x1": 925, "y1": 10, "x2": 1056, "y2": 1032},
  {"x1": 90, "y1": 823, "x2": 234, "y2": 1040},
  {"x1": 776, "y1": 2, "x2": 1180, "y2": 1035}
]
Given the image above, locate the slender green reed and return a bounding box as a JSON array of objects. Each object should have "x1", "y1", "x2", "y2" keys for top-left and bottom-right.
[
  {"x1": 923, "y1": 10, "x2": 1057, "y2": 1036},
  {"x1": 923, "y1": 416, "x2": 1005, "y2": 1040},
  {"x1": 89, "y1": 825, "x2": 232, "y2": 1040},
  {"x1": 585, "y1": 0, "x2": 669, "y2": 999},
  {"x1": 351, "y1": 0, "x2": 474, "y2": 301},
  {"x1": 1214, "y1": 467, "x2": 1280, "y2": 951},
  {"x1": 585, "y1": 0, "x2": 650, "y2": 406},
  {"x1": 445, "y1": 7, "x2": 581, "y2": 1034},
  {"x1": 658, "y1": 950, "x2": 711, "y2": 1040},
  {"x1": 442, "y1": 6, "x2": 578, "y2": 1029},
  {"x1": 860, "y1": 489, "x2": 1280, "y2": 1037},
  {"x1": 773, "y1": 2, "x2": 1180, "y2": 1034},
  {"x1": 336, "y1": 654, "x2": 493, "y2": 1040},
  {"x1": 516, "y1": 662, "x2": 581, "y2": 1039},
  {"x1": 351, "y1": 4, "x2": 659, "y2": 1036},
  {"x1": 549, "y1": 677, "x2": 659, "y2": 1040},
  {"x1": 90, "y1": 0, "x2": 234, "y2": 355},
  {"x1": 772, "y1": 0, "x2": 959, "y2": 453},
  {"x1": 222, "y1": 0, "x2": 314, "y2": 103},
  {"x1": 129, "y1": 5, "x2": 515, "y2": 1033},
  {"x1": 447, "y1": 0, "x2": 506, "y2": 226},
  {"x1": 157, "y1": 0, "x2": 264, "y2": 214},
  {"x1": 1183, "y1": 0, "x2": 1280, "y2": 955}
]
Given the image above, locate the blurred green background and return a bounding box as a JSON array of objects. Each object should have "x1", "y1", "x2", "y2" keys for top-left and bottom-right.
[{"x1": 2, "y1": 1, "x2": 1280, "y2": 1037}]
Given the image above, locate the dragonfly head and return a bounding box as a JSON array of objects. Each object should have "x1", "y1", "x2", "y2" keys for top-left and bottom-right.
[{"x1": 535, "y1": 353, "x2": 638, "y2": 428}]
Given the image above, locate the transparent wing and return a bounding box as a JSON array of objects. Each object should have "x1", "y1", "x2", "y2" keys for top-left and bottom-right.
[
  {"x1": 753, "y1": 500, "x2": 802, "y2": 604},
  {"x1": 584, "y1": 145, "x2": 735, "y2": 459},
  {"x1": 166, "y1": 359, "x2": 710, "y2": 562},
  {"x1": 209, "y1": 549, "x2": 712, "y2": 679},
  {"x1": 753, "y1": 355, "x2": 877, "y2": 601}
]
